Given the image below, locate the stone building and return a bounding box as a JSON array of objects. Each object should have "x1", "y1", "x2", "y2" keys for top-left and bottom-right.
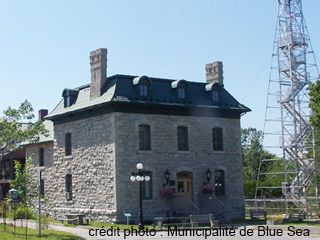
[{"x1": 27, "y1": 48, "x2": 250, "y2": 223}]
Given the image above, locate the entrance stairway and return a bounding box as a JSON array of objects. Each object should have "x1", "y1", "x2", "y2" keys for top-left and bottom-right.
[{"x1": 172, "y1": 195, "x2": 232, "y2": 223}]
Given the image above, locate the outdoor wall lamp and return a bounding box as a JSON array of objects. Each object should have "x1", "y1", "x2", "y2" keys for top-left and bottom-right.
[
  {"x1": 206, "y1": 168, "x2": 212, "y2": 183},
  {"x1": 164, "y1": 169, "x2": 170, "y2": 185}
]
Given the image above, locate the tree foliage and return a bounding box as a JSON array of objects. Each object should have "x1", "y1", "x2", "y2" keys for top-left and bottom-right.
[
  {"x1": 308, "y1": 79, "x2": 320, "y2": 127},
  {"x1": 0, "y1": 100, "x2": 48, "y2": 221},
  {"x1": 0, "y1": 100, "x2": 48, "y2": 152},
  {"x1": 242, "y1": 128, "x2": 275, "y2": 181},
  {"x1": 10, "y1": 157, "x2": 37, "y2": 207},
  {"x1": 308, "y1": 80, "x2": 320, "y2": 158},
  {"x1": 241, "y1": 127, "x2": 276, "y2": 198}
]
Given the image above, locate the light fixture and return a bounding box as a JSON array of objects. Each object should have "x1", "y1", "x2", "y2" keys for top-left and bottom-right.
[
  {"x1": 145, "y1": 176, "x2": 151, "y2": 182},
  {"x1": 137, "y1": 163, "x2": 143, "y2": 170},
  {"x1": 129, "y1": 163, "x2": 151, "y2": 230},
  {"x1": 164, "y1": 169, "x2": 170, "y2": 185},
  {"x1": 206, "y1": 168, "x2": 212, "y2": 183}
]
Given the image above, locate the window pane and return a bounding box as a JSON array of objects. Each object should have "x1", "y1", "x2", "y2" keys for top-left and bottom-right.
[
  {"x1": 177, "y1": 126, "x2": 188, "y2": 151},
  {"x1": 215, "y1": 170, "x2": 225, "y2": 196},
  {"x1": 142, "y1": 172, "x2": 152, "y2": 200},
  {"x1": 65, "y1": 133, "x2": 72, "y2": 156},
  {"x1": 139, "y1": 125, "x2": 151, "y2": 150},
  {"x1": 140, "y1": 85, "x2": 148, "y2": 96},
  {"x1": 212, "y1": 91, "x2": 219, "y2": 101},
  {"x1": 64, "y1": 96, "x2": 71, "y2": 107},
  {"x1": 213, "y1": 128, "x2": 223, "y2": 151},
  {"x1": 65, "y1": 174, "x2": 72, "y2": 200},
  {"x1": 178, "y1": 181, "x2": 184, "y2": 193},
  {"x1": 178, "y1": 88, "x2": 185, "y2": 99},
  {"x1": 39, "y1": 148, "x2": 44, "y2": 166}
]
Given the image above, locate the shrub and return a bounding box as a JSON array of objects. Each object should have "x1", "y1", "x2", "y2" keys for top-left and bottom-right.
[
  {"x1": 13, "y1": 205, "x2": 36, "y2": 220},
  {"x1": 266, "y1": 214, "x2": 284, "y2": 221},
  {"x1": 37, "y1": 214, "x2": 50, "y2": 229}
]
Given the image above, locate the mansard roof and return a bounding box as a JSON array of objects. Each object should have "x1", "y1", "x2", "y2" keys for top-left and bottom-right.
[{"x1": 46, "y1": 74, "x2": 250, "y2": 120}]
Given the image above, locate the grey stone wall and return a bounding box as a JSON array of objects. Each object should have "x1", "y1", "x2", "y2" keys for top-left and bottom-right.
[
  {"x1": 29, "y1": 111, "x2": 245, "y2": 223},
  {"x1": 114, "y1": 112, "x2": 244, "y2": 222},
  {"x1": 29, "y1": 114, "x2": 117, "y2": 222},
  {"x1": 26, "y1": 141, "x2": 53, "y2": 215}
]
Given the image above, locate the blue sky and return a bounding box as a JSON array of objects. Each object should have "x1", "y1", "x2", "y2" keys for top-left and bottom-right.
[{"x1": 0, "y1": 0, "x2": 319, "y2": 131}]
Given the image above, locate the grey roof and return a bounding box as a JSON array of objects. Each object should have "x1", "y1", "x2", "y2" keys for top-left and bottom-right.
[
  {"x1": 20, "y1": 120, "x2": 54, "y2": 146},
  {"x1": 38, "y1": 120, "x2": 54, "y2": 143},
  {"x1": 46, "y1": 74, "x2": 250, "y2": 120}
]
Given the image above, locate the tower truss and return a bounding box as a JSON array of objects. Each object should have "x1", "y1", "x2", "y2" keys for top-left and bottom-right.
[{"x1": 256, "y1": 0, "x2": 319, "y2": 214}]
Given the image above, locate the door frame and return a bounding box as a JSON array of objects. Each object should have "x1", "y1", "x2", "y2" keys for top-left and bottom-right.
[{"x1": 176, "y1": 171, "x2": 193, "y2": 200}]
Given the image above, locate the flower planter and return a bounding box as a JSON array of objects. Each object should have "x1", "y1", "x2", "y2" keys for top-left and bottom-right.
[{"x1": 160, "y1": 188, "x2": 174, "y2": 199}]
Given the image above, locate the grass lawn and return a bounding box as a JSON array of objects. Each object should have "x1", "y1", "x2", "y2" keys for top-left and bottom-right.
[
  {"x1": 282, "y1": 222, "x2": 320, "y2": 227},
  {"x1": 0, "y1": 225, "x2": 82, "y2": 240},
  {"x1": 87, "y1": 222, "x2": 154, "y2": 230}
]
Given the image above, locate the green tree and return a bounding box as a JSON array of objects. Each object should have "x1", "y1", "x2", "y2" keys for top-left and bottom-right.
[
  {"x1": 241, "y1": 127, "x2": 275, "y2": 198},
  {"x1": 10, "y1": 157, "x2": 37, "y2": 208},
  {"x1": 308, "y1": 79, "x2": 320, "y2": 127},
  {"x1": 0, "y1": 100, "x2": 48, "y2": 201},
  {"x1": 0, "y1": 100, "x2": 48, "y2": 236},
  {"x1": 0, "y1": 100, "x2": 48, "y2": 153},
  {"x1": 308, "y1": 80, "x2": 320, "y2": 158}
]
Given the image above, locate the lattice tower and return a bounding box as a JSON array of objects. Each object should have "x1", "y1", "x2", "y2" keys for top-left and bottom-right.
[{"x1": 255, "y1": 0, "x2": 319, "y2": 214}]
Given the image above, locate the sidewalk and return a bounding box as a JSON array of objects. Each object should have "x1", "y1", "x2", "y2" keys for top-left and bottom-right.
[{"x1": 1, "y1": 218, "x2": 320, "y2": 240}]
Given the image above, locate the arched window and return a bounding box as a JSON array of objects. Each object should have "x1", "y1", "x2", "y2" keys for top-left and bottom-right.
[
  {"x1": 140, "y1": 85, "x2": 148, "y2": 96},
  {"x1": 39, "y1": 148, "x2": 44, "y2": 166},
  {"x1": 62, "y1": 89, "x2": 79, "y2": 108},
  {"x1": 212, "y1": 90, "x2": 219, "y2": 101},
  {"x1": 177, "y1": 126, "x2": 189, "y2": 151},
  {"x1": 205, "y1": 83, "x2": 222, "y2": 103},
  {"x1": 171, "y1": 79, "x2": 188, "y2": 100},
  {"x1": 65, "y1": 133, "x2": 72, "y2": 156},
  {"x1": 65, "y1": 174, "x2": 72, "y2": 200},
  {"x1": 133, "y1": 76, "x2": 152, "y2": 97},
  {"x1": 212, "y1": 127, "x2": 223, "y2": 151},
  {"x1": 215, "y1": 170, "x2": 225, "y2": 197},
  {"x1": 142, "y1": 171, "x2": 152, "y2": 200},
  {"x1": 139, "y1": 125, "x2": 151, "y2": 150}
]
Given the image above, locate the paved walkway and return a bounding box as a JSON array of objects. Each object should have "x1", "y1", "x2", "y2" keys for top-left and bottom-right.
[{"x1": 1, "y1": 219, "x2": 320, "y2": 240}]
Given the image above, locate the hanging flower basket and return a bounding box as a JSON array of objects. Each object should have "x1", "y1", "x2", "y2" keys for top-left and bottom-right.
[
  {"x1": 160, "y1": 188, "x2": 174, "y2": 199},
  {"x1": 202, "y1": 187, "x2": 215, "y2": 194}
]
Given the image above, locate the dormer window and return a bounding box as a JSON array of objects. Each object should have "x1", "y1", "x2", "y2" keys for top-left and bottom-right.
[
  {"x1": 65, "y1": 96, "x2": 71, "y2": 107},
  {"x1": 212, "y1": 90, "x2": 219, "y2": 101},
  {"x1": 62, "y1": 89, "x2": 79, "y2": 108},
  {"x1": 171, "y1": 79, "x2": 188, "y2": 100},
  {"x1": 178, "y1": 88, "x2": 185, "y2": 99},
  {"x1": 140, "y1": 84, "x2": 148, "y2": 96},
  {"x1": 205, "y1": 83, "x2": 222, "y2": 104},
  {"x1": 133, "y1": 76, "x2": 152, "y2": 97}
]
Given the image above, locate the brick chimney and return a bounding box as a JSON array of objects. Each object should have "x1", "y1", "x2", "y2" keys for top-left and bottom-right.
[
  {"x1": 90, "y1": 48, "x2": 108, "y2": 99},
  {"x1": 205, "y1": 61, "x2": 223, "y2": 86},
  {"x1": 38, "y1": 109, "x2": 48, "y2": 121}
]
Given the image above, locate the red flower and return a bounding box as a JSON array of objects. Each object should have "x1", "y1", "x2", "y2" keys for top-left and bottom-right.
[{"x1": 160, "y1": 188, "x2": 174, "y2": 199}]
